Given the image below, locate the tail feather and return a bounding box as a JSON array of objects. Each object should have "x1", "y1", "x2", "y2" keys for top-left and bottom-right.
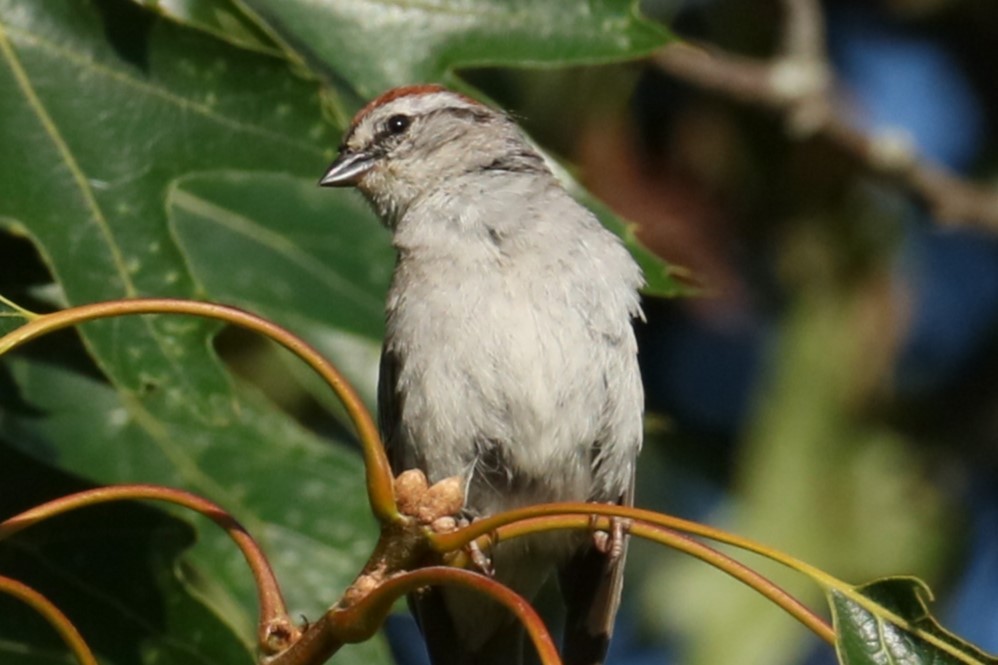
[
  {"x1": 412, "y1": 587, "x2": 528, "y2": 665},
  {"x1": 558, "y1": 488, "x2": 632, "y2": 665}
]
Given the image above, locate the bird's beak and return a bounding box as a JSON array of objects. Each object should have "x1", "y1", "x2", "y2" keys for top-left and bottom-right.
[{"x1": 319, "y1": 150, "x2": 375, "y2": 187}]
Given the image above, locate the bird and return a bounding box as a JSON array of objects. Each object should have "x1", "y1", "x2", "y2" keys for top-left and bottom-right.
[{"x1": 320, "y1": 84, "x2": 644, "y2": 665}]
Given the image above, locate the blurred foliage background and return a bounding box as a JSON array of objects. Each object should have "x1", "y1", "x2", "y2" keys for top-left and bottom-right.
[{"x1": 1, "y1": 1, "x2": 997, "y2": 665}]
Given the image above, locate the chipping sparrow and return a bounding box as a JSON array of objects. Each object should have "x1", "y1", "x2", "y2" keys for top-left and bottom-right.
[{"x1": 320, "y1": 85, "x2": 644, "y2": 665}]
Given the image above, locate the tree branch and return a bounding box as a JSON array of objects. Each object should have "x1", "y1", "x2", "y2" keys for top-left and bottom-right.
[{"x1": 652, "y1": 2, "x2": 998, "y2": 230}]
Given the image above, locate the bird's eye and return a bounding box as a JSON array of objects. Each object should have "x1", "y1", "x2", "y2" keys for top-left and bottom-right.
[{"x1": 386, "y1": 114, "x2": 411, "y2": 135}]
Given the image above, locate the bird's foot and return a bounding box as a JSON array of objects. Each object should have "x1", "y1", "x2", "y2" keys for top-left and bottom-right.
[
  {"x1": 457, "y1": 514, "x2": 495, "y2": 576},
  {"x1": 589, "y1": 512, "x2": 630, "y2": 562}
]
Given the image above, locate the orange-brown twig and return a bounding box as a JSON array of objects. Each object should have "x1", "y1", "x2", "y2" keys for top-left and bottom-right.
[
  {"x1": 0, "y1": 484, "x2": 296, "y2": 655},
  {"x1": 0, "y1": 298, "x2": 398, "y2": 524},
  {"x1": 268, "y1": 566, "x2": 562, "y2": 665},
  {"x1": 465, "y1": 512, "x2": 834, "y2": 645},
  {"x1": 0, "y1": 575, "x2": 98, "y2": 665}
]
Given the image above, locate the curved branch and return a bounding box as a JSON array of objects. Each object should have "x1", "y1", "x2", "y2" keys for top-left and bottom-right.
[
  {"x1": 0, "y1": 298, "x2": 399, "y2": 524},
  {"x1": 0, "y1": 484, "x2": 299, "y2": 655},
  {"x1": 469, "y1": 513, "x2": 835, "y2": 645},
  {"x1": 268, "y1": 567, "x2": 562, "y2": 665},
  {"x1": 652, "y1": 7, "x2": 998, "y2": 230},
  {"x1": 432, "y1": 501, "x2": 840, "y2": 588},
  {"x1": 0, "y1": 576, "x2": 98, "y2": 665}
]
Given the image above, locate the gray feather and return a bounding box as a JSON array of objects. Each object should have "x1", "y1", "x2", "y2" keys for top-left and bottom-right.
[{"x1": 334, "y1": 86, "x2": 644, "y2": 665}]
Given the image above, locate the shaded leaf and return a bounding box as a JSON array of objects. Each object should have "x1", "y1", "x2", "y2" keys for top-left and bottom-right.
[
  {"x1": 0, "y1": 441, "x2": 252, "y2": 665},
  {"x1": 829, "y1": 577, "x2": 998, "y2": 665},
  {"x1": 0, "y1": 311, "x2": 26, "y2": 337}
]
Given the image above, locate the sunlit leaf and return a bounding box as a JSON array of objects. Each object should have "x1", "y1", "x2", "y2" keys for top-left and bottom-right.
[
  {"x1": 829, "y1": 577, "x2": 998, "y2": 665},
  {"x1": 0, "y1": 1, "x2": 387, "y2": 662},
  {"x1": 129, "y1": 0, "x2": 281, "y2": 55},
  {"x1": 238, "y1": 0, "x2": 672, "y2": 98}
]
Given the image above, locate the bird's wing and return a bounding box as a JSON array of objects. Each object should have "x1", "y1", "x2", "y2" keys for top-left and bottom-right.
[{"x1": 378, "y1": 346, "x2": 407, "y2": 475}]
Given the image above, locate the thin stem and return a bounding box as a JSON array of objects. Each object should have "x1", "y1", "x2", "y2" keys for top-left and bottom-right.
[
  {"x1": 652, "y1": 28, "x2": 998, "y2": 230},
  {"x1": 0, "y1": 298, "x2": 398, "y2": 524},
  {"x1": 476, "y1": 515, "x2": 834, "y2": 645},
  {"x1": 630, "y1": 523, "x2": 835, "y2": 645},
  {"x1": 432, "y1": 502, "x2": 845, "y2": 592},
  {"x1": 0, "y1": 484, "x2": 296, "y2": 654},
  {"x1": 780, "y1": 0, "x2": 826, "y2": 62},
  {"x1": 0, "y1": 293, "x2": 39, "y2": 320},
  {"x1": 0, "y1": 576, "x2": 99, "y2": 665}
]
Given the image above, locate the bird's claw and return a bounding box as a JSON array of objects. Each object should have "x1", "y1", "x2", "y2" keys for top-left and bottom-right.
[
  {"x1": 456, "y1": 515, "x2": 495, "y2": 576},
  {"x1": 590, "y1": 513, "x2": 630, "y2": 561}
]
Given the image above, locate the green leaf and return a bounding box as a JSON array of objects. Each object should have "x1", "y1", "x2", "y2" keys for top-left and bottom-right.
[
  {"x1": 0, "y1": 356, "x2": 389, "y2": 665},
  {"x1": 128, "y1": 0, "x2": 282, "y2": 55},
  {"x1": 0, "y1": 0, "x2": 337, "y2": 390},
  {"x1": 829, "y1": 577, "x2": 998, "y2": 665},
  {"x1": 0, "y1": 308, "x2": 29, "y2": 337},
  {"x1": 167, "y1": 170, "x2": 392, "y2": 409},
  {"x1": 1, "y1": 0, "x2": 681, "y2": 662},
  {"x1": 167, "y1": 171, "x2": 392, "y2": 340},
  {"x1": 136, "y1": 0, "x2": 683, "y2": 298},
  {"x1": 0, "y1": 2, "x2": 389, "y2": 662},
  {"x1": 237, "y1": 0, "x2": 672, "y2": 98}
]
